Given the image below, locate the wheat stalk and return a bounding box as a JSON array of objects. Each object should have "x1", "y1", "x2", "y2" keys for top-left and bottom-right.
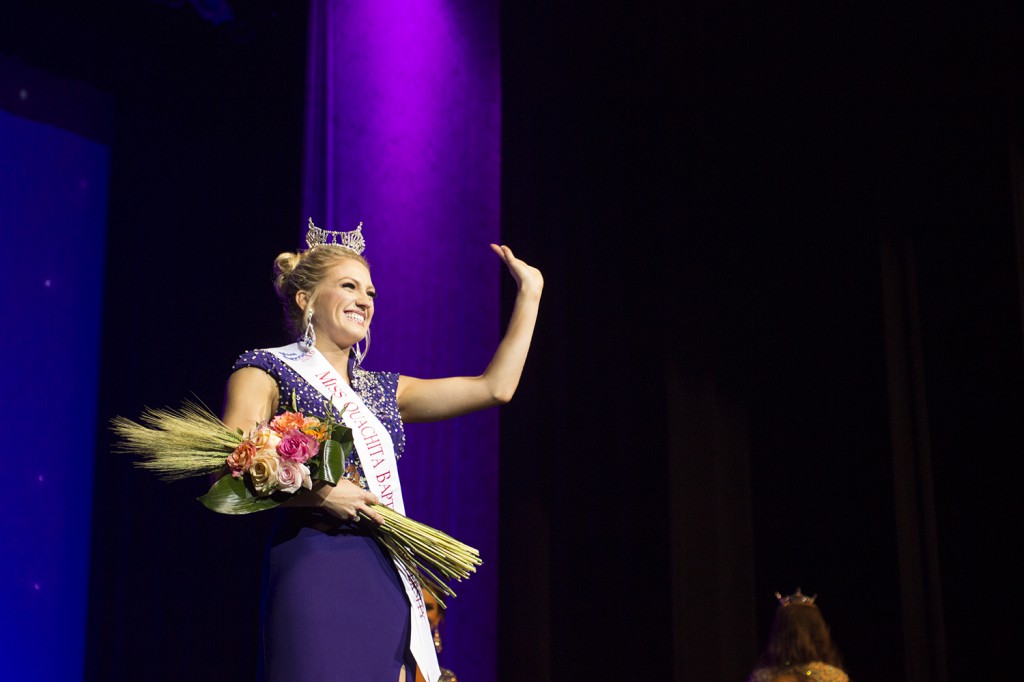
[
  {"x1": 111, "y1": 400, "x2": 483, "y2": 602},
  {"x1": 110, "y1": 400, "x2": 242, "y2": 480}
]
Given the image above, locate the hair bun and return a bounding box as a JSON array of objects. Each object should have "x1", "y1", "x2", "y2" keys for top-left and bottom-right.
[{"x1": 273, "y1": 251, "x2": 302, "y2": 297}]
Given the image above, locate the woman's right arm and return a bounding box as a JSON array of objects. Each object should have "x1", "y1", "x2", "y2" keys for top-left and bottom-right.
[
  {"x1": 222, "y1": 367, "x2": 279, "y2": 433},
  {"x1": 221, "y1": 366, "x2": 383, "y2": 524}
]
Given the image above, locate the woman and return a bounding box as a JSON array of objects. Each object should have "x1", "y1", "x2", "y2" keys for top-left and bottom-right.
[
  {"x1": 748, "y1": 589, "x2": 849, "y2": 682},
  {"x1": 222, "y1": 220, "x2": 542, "y2": 682},
  {"x1": 415, "y1": 589, "x2": 457, "y2": 682}
]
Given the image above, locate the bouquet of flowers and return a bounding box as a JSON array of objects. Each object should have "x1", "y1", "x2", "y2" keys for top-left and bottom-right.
[{"x1": 110, "y1": 399, "x2": 480, "y2": 604}]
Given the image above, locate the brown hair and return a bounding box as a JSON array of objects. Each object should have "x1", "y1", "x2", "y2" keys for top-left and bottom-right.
[
  {"x1": 755, "y1": 602, "x2": 843, "y2": 668},
  {"x1": 273, "y1": 246, "x2": 370, "y2": 337}
]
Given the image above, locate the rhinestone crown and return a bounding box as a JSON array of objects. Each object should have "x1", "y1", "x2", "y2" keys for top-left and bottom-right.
[
  {"x1": 775, "y1": 588, "x2": 817, "y2": 607},
  {"x1": 306, "y1": 217, "x2": 365, "y2": 254}
]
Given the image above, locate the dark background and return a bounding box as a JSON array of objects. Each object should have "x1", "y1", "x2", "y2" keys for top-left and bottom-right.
[
  {"x1": 3, "y1": 1, "x2": 1023, "y2": 680},
  {"x1": 500, "y1": 3, "x2": 1023, "y2": 680}
]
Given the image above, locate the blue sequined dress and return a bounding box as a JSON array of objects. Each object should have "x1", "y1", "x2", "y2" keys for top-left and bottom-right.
[{"x1": 232, "y1": 349, "x2": 414, "y2": 682}]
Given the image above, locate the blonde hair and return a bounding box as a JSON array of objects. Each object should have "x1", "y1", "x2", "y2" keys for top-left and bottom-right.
[{"x1": 273, "y1": 246, "x2": 370, "y2": 337}]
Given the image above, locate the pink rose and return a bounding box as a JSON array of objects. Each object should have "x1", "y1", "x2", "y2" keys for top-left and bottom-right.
[
  {"x1": 277, "y1": 460, "x2": 312, "y2": 494},
  {"x1": 276, "y1": 430, "x2": 319, "y2": 464}
]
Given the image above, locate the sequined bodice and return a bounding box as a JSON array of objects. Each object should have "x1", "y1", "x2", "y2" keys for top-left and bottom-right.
[{"x1": 232, "y1": 349, "x2": 406, "y2": 474}]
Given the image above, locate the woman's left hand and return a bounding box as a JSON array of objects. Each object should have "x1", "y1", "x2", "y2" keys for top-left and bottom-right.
[{"x1": 490, "y1": 244, "x2": 543, "y2": 296}]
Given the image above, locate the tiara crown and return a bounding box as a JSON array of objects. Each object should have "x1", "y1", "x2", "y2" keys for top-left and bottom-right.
[
  {"x1": 306, "y1": 217, "x2": 366, "y2": 254},
  {"x1": 775, "y1": 588, "x2": 817, "y2": 607}
]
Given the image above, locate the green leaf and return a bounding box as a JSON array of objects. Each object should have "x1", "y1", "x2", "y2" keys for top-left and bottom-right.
[
  {"x1": 329, "y1": 422, "x2": 354, "y2": 451},
  {"x1": 197, "y1": 475, "x2": 282, "y2": 515},
  {"x1": 318, "y1": 426, "x2": 353, "y2": 484}
]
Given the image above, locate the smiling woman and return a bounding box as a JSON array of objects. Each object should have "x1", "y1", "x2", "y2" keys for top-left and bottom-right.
[
  {"x1": 221, "y1": 218, "x2": 541, "y2": 682},
  {"x1": 294, "y1": 253, "x2": 376, "y2": 363},
  {"x1": 271, "y1": 223, "x2": 376, "y2": 358}
]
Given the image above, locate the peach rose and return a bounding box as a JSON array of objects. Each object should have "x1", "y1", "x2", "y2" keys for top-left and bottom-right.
[
  {"x1": 250, "y1": 425, "x2": 273, "y2": 449},
  {"x1": 249, "y1": 451, "x2": 282, "y2": 496},
  {"x1": 256, "y1": 431, "x2": 281, "y2": 456}
]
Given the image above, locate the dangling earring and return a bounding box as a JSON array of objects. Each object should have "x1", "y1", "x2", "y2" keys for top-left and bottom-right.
[
  {"x1": 352, "y1": 326, "x2": 371, "y2": 365},
  {"x1": 433, "y1": 627, "x2": 442, "y2": 653},
  {"x1": 300, "y1": 309, "x2": 316, "y2": 349}
]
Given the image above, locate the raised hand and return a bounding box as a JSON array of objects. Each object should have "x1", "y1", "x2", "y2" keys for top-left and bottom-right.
[
  {"x1": 490, "y1": 243, "x2": 543, "y2": 296},
  {"x1": 395, "y1": 243, "x2": 543, "y2": 423}
]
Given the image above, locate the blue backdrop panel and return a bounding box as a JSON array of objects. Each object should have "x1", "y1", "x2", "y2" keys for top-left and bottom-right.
[{"x1": 0, "y1": 109, "x2": 109, "y2": 681}]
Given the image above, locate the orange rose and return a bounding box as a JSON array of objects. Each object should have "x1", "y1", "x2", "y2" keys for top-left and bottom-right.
[
  {"x1": 302, "y1": 422, "x2": 329, "y2": 440},
  {"x1": 226, "y1": 440, "x2": 257, "y2": 477},
  {"x1": 269, "y1": 412, "x2": 310, "y2": 434}
]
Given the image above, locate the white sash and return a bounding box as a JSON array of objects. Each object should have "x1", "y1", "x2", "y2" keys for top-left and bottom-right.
[{"x1": 268, "y1": 343, "x2": 441, "y2": 682}]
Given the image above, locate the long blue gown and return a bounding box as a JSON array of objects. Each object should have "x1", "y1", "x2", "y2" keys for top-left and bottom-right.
[{"x1": 233, "y1": 349, "x2": 415, "y2": 682}]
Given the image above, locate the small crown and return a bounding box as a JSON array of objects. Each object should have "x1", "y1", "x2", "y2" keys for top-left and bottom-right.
[
  {"x1": 306, "y1": 217, "x2": 366, "y2": 254},
  {"x1": 775, "y1": 588, "x2": 817, "y2": 607}
]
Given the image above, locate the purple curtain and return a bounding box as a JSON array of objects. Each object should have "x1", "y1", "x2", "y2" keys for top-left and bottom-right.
[{"x1": 301, "y1": 2, "x2": 501, "y2": 679}]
